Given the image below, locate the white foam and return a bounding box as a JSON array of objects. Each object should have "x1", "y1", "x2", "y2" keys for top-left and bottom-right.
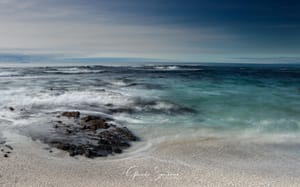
[
  {"x1": 3, "y1": 90, "x2": 133, "y2": 108},
  {"x1": 152, "y1": 65, "x2": 202, "y2": 71},
  {"x1": 0, "y1": 71, "x2": 20, "y2": 76},
  {"x1": 110, "y1": 80, "x2": 130, "y2": 86},
  {"x1": 44, "y1": 67, "x2": 104, "y2": 74},
  {"x1": 154, "y1": 66, "x2": 179, "y2": 70},
  {"x1": 149, "y1": 101, "x2": 175, "y2": 110}
]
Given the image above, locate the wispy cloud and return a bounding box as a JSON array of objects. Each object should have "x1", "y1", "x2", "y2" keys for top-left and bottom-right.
[
  {"x1": 0, "y1": 0, "x2": 235, "y2": 62},
  {"x1": 0, "y1": 53, "x2": 55, "y2": 63},
  {"x1": 0, "y1": 0, "x2": 299, "y2": 63}
]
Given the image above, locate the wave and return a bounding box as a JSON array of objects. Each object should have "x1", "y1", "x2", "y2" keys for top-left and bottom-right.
[
  {"x1": 43, "y1": 67, "x2": 105, "y2": 74},
  {"x1": 148, "y1": 65, "x2": 203, "y2": 71},
  {"x1": 155, "y1": 65, "x2": 179, "y2": 70},
  {"x1": 108, "y1": 99, "x2": 196, "y2": 115},
  {"x1": 0, "y1": 71, "x2": 20, "y2": 77},
  {"x1": 109, "y1": 80, "x2": 163, "y2": 90},
  {"x1": 3, "y1": 90, "x2": 133, "y2": 109}
]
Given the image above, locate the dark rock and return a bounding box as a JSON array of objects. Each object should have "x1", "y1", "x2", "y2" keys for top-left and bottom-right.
[
  {"x1": 98, "y1": 138, "x2": 110, "y2": 145},
  {"x1": 81, "y1": 115, "x2": 112, "y2": 130},
  {"x1": 5, "y1": 145, "x2": 13, "y2": 150},
  {"x1": 41, "y1": 114, "x2": 138, "y2": 158},
  {"x1": 4, "y1": 154, "x2": 8, "y2": 158},
  {"x1": 66, "y1": 129, "x2": 73, "y2": 134},
  {"x1": 114, "y1": 127, "x2": 138, "y2": 141},
  {"x1": 86, "y1": 119, "x2": 109, "y2": 130},
  {"x1": 9, "y1": 107, "x2": 15, "y2": 111},
  {"x1": 113, "y1": 148, "x2": 122, "y2": 154},
  {"x1": 109, "y1": 108, "x2": 135, "y2": 114},
  {"x1": 62, "y1": 111, "x2": 80, "y2": 118},
  {"x1": 81, "y1": 115, "x2": 102, "y2": 122}
]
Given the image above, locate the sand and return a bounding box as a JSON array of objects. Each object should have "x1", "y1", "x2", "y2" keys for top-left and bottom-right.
[{"x1": 0, "y1": 132, "x2": 299, "y2": 187}]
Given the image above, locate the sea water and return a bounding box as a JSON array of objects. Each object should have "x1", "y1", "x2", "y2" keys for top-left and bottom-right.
[{"x1": 1, "y1": 64, "x2": 300, "y2": 158}]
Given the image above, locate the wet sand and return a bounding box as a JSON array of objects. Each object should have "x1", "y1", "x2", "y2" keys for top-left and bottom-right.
[{"x1": 0, "y1": 132, "x2": 299, "y2": 187}]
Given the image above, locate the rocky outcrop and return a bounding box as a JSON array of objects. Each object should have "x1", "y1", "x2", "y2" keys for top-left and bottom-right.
[
  {"x1": 43, "y1": 112, "x2": 138, "y2": 158},
  {"x1": 62, "y1": 111, "x2": 80, "y2": 118},
  {"x1": 0, "y1": 143, "x2": 13, "y2": 158}
]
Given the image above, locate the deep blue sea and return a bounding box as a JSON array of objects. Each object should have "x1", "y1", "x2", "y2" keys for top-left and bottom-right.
[{"x1": 1, "y1": 63, "x2": 300, "y2": 147}]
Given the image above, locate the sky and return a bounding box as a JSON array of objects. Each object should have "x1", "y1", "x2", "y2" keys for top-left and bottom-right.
[{"x1": 0, "y1": 0, "x2": 299, "y2": 64}]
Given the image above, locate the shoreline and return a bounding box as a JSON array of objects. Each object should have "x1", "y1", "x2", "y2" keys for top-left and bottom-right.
[
  {"x1": 1, "y1": 130, "x2": 300, "y2": 187},
  {"x1": 1, "y1": 65, "x2": 300, "y2": 186}
]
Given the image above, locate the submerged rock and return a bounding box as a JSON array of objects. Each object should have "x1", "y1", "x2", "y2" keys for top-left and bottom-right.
[
  {"x1": 0, "y1": 144, "x2": 13, "y2": 158},
  {"x1": 62, "y1": 111, "x2": 80, "y2": 118},
  {"x1": 84, "y1": 119, "x2": 109, "y2": 130},
  {"x1": 41, "y1": 112, "x2": 138, "y2": 158},
  {"x1": 4, "y1": 145, "x2": 13, "y2": 150},
  {"x1": 81, "y1": 115, "x2": 111, "y2": 130}
]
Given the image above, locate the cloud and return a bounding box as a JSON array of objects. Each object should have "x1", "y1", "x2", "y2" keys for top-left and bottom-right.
[
  {"x1": 0, "y1": 0, "x2": 299, "y2": 63},
  {"x1": 0, "y1": 0, "x2": 236, "y2": 61},
  {"x1": 0, "y1": 53, "x2": 55, "y2": 63},
  {"x1": 0, "y1": 53, "x2": 162, "y2": 64}
]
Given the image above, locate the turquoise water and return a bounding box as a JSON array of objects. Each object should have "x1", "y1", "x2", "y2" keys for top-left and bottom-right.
[
  {"x1": 1, "y1": 63, "x2": 300, "y2": 178},
  {"x1": 0, "y1": 64, "x2": 300, "y2": 141},
  {"x1": 117, "y1": 64, "x2": 300, "y2": 136}
]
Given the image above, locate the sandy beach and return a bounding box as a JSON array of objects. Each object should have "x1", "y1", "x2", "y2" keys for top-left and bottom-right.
[
  {"x1": 1, "y1": 131, "x2": 300, "y2": 187},
  {"x1": 0, "y1": 0, "x2": 299, "y2": 185}
]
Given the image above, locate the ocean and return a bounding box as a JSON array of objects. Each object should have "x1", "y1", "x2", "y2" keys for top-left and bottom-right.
[{"x1": 1, "y1": 63, "x2": 300, "y2": 174}]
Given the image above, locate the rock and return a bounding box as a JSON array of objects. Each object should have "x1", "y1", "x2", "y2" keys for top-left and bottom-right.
[
  {"x1": 62, "y1": 111, "x2": 80, "y2": 118},
  {"x1": 4, "y1": 154, "x2": 8, "y2": 158},
  {"x1": 66, "y1": 129, "x2": 73, "y2": 134},
  {"x1": 109, "y1": 108, "x2": 135, "y2": 114},
  {"x1": 86, "y1": 119, "x2": 109, "y2": 130},
  {"x1": 114, "y1": 127, "x2": 138, "y2": 141},
  {"x1": 9, "y1": 107, "x2": 15, "y2": 111},
  {"x1": 98, "y1": 138, "x2": 110, "y2": 145},
  {"x1": 81, "y1": 115, "x2": 103, "y2": 122},
  {"x1": 5, "y1": 145, "x2": 13, "y2": 150},
  {"x1": 113, "y1": 148, "x2": 122, "y2": 154},
  {"x1": 81, "y1": 115, "x2": 112, "y2": 130},
  {"x1": 41, "y1": 114, "x2": 138, "y2": 158}
]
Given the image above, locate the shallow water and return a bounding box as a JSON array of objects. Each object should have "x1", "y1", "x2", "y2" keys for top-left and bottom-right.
[{"x1": 1, "y1": 64, "x2": 300, "y2": 157}]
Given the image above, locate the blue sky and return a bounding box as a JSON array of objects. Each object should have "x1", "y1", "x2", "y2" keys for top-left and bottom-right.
[{"x1": 0, "y1": 0, "x2": 299, "y2": 64}]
